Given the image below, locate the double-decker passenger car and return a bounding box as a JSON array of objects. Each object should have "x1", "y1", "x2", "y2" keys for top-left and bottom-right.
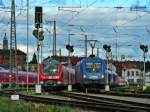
[{"x1": 0, "y1": 66, "x2": 37, "y2": 86}]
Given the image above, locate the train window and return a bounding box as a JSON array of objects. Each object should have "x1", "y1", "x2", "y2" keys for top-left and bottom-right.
[
  {"x1": 86, "y1": 62, "x2": 101, "y2": 73},
  {"x1": 42, "y1": 60, "x2": 59, "y2": 76}
]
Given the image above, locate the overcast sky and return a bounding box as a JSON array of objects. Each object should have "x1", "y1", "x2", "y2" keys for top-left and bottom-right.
[{"x1": 1, "y1": 0, "x2": 150, "y2": 62}]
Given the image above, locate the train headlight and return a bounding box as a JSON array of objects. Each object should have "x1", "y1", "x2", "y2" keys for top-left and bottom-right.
[
  {"x1": 57, "y1": 81, "x2": 61, "y2": 84},
  {"x1": 83, "y1": 74, "x2": 86, "y2": 78},
  {"x1": 40, "y1": 81, "x2": 44, "y2": 84},
  {"x1": 102, "y1": 75, "x2": 104, "y2": 78},
  {"x1": 53, "y1": 69, "x2": 57, "y2": 72},
  {"x1": 52, "y1": 69, "x2": 57, "y2": 74}
]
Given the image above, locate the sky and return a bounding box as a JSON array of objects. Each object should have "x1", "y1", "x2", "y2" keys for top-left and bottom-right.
[{"x1": 1, "y1": 0, "x2": 150, "y2": 62}]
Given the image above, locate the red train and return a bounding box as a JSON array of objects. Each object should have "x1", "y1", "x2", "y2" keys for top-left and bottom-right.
[
  {"x1": 0, "y1": 66, "x2": 37, "y2": 86},
  {"x1": 39, "y1": 58, "x2": 75, "y2": 86}
]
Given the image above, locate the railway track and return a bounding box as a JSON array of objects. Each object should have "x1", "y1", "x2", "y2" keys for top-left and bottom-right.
[
  {"x1": 0, "y1": 90, "x2": 150, "y2": 112},
  {"x1": 85, "y1": 89, "x2": 150, "y2": 98},
  {"x1": 53, "y1": 92, "x2": 150, "y2": 112}
]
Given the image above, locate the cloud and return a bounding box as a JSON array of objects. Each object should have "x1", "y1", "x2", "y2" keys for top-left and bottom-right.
[
  {"x1": 17, "y1": 44, "x2": 37, "y2": 61},
  {"x1": 1, "y1": 6, "x2": 150, "y2": 61}
]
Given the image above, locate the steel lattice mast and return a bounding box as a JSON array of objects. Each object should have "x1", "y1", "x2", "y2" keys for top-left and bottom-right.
[{"x1": 9, "y1": 0, "x2": 18, "y2": 87}]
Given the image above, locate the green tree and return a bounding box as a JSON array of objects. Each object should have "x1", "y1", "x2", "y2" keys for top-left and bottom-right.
[{"x1": 29, "y1": 53, "x2": 37, "y2": 64}]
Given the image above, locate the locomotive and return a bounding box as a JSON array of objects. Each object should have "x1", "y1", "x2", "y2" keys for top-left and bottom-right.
[
  {"x1": 75, "y1": 57, "x2": 106, "y2": 88},
  {"x1": 39, "y1": 57, "x2": 115, "y2": 89},
  {"x1": 39, "y1": 58, "x2": 75, "y2": 87}
]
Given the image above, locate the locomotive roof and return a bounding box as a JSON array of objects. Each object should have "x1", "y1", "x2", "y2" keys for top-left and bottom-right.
[
  {"x1": 80, "y1": 57, "x2": 104, "y2": 63},
  {"x1": 42, "y1": 58, "x2": 60, "y2": 64}
]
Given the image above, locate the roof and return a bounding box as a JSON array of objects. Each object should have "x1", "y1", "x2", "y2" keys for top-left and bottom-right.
[{"x1": 0, "y1": 49, "x2": 26, "y2": 55}]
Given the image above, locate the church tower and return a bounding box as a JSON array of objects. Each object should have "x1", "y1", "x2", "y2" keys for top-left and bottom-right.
[{"x1": 3, "y1": 33, "x2": 8, "y2": 50}]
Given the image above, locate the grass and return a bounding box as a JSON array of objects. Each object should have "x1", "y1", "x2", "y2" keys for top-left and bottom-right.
[
  {"x1": 113, "y1": 85, "x2": 150, "y2": 93},
  {"x1": 113, "y1": 85, "x2": 143, "y2": 93},
  {"x1": 0, "y1": 96, "x2": 80, "y2": 112}
]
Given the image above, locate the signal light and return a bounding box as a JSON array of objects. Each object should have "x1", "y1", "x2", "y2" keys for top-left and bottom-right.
[
  {"x1": 140, "y1": 44, "x2": 148, "y2": 53},
  {"x1": 35, "y1": 7, "x2": 43, "y2": 28},
  {"x1": 103, "y1": 44, "x2": 111, "y2": 52},
  {"x1": 66, "y1": 44, "x2": 70, "y2": 50},
  {"x1": 89, "y1": 54, "x2": 95, "y2": 58},
  {"x1": 66, "y1": 44, "x2": 74, "y2": 53}
]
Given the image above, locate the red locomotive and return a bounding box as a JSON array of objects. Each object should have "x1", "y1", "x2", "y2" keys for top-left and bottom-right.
[{"x1": 39, "y1": 58, "x2": 75, "y2": 86}]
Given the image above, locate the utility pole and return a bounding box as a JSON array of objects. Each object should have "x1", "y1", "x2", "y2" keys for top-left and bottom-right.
[
  {"x1": 97, "y1": 48, "x2": 99, "y2": 57},
  {"x1": 46, "y1": 20, "x2": 56, "y2": 57},
  {"x1": 113, "y1": 26, "x2": 118, "y2": 61},
  {"x1": 84, "y1": 35, "x2": 87, "y2": 57},
  {"x1": 53, "y1": 20, "x2": 56, "y2": 56},
  {"x1": 26, "y1": 0, "x2": 29, "y2": 92},
  {"x1": 9, "y1": 0, "x2": 18, "y2": 88},
  {"x1": 46, "y1": 20, "x2": 57, "y2": 57}
]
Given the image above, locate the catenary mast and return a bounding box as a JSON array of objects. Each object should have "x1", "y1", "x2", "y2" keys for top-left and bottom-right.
[{"x1": 9, "y1": 0, "x2": 18, "y2": 87}]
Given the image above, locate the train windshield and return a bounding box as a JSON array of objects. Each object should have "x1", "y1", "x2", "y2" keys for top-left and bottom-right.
[
  {"x1": 86, "y1": 62, "x2": 101, "y2": 73},
  {"x1": 42, "y1": 60, "x2": 59, "y2": 76}
]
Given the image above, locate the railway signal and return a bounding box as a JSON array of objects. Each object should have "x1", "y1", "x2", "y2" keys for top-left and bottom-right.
[
  {"x1": 103, "y1": 44, "x2": 111, "y2": 92},
  {"x1": 140, "y1": 44, "x2": 148, "y2": 91},
  {"x1": 33, "y1": 6, "x2": 44, "y2": 94},
  {"x1": 103, "y1": 44, "x2": 111, "y2": 53},
  {"x1": 66, "y1": 44, "x2": 74, "y2": 53}
]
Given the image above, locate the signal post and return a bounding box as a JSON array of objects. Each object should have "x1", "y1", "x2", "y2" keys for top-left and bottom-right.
[
  {"x1": 103, "y1": 44, "x2": 111, "y2": 92},
  {"x1": 66, "y1": 44, "x2": 74, "y2": 91},
  {"x1": 33, "y1": 7, "x2": 44, "y2": 94}
]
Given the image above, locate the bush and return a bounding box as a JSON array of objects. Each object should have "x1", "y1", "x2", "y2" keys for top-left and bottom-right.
[{"x1": 143, "y1": 86, "x2": 150, "y2": 93}]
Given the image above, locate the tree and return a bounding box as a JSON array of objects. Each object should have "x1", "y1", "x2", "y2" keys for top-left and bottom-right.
[{"x1": 29, "y1": 53, "x2": 37, "y2": 64}]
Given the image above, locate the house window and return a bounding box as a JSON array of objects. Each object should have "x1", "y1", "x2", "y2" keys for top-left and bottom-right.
[
  {"x1": 127, "y1": 71, "x2": 130, "y2": 77},
  {"x1": 132, "y1": 71, "x2": 134, "y2": 76},
  {"x1": 128, "y1": 79, "x2": 134, "y2": 84},
  {"x1": 136, "y1": 71, "x2": 139, "y2": 76},
  {"x1": 146, "y1": 75, "x2": 150, "y2": 83}
]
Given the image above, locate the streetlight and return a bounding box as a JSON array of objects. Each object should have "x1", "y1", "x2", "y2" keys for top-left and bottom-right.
[
  {"x1": 140, "y1": 44, "x2": 148, "y2": 91},
  {"x1": 103, "y1": 44, "x2": 111, "y2": 91}
]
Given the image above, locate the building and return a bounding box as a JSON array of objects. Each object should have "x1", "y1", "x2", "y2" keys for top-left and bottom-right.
[
  {"x1": 0, "y1": 33, "x2": 26, "y2": 70},
  {"x1": 115, "y1": 61, "x2": 143, "y2": 85},
  {"x1": 145, "y1": 71, "x2": 150, "y2": 86}
]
